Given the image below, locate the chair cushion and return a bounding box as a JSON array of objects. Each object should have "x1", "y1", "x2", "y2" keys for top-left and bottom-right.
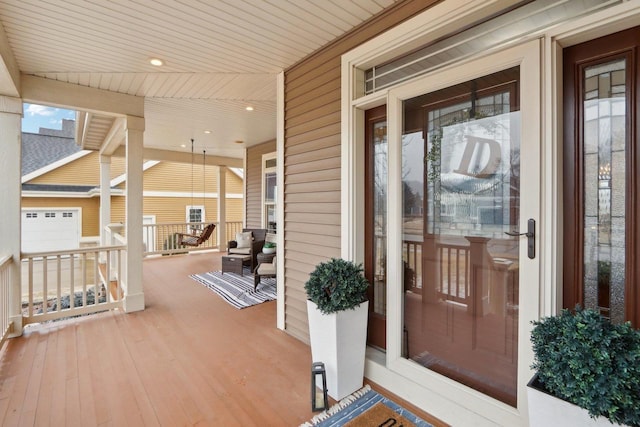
[
  {"x1": 229, "y1": 247, "x2": 251, "y2": 255},
  {"x1": 235, "y1": 231, "x2": 253, "y2": 248},
  {"x1": 257, "y1": 263, "x2": 276, "y2": 275}
]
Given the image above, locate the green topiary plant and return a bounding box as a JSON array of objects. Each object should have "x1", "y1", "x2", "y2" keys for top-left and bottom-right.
[
  {"x1": 263, "y1": 242, "x2": 275, "y2": 249},
  {"x1": 305, "y1": 258, "x2": 370, "y2": 315},
  {"x1": 530, "y1": 306, "x2": 640, "y2": 426}
]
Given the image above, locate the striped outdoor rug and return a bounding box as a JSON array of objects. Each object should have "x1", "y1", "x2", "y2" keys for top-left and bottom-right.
[{"x1": 189, "y1": 267, "x2": 276, "y2": 309}]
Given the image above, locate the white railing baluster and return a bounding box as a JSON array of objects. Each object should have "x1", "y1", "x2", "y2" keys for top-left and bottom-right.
[
  {"x1": 69, "y1": 255, "x2": 75, "y2": 309},
  {"x1": 93, "y1": 251, "x2": 99, "y2": 306},
  {"x1": 82, "y1": 252, "x2": 87, "y2": 308},
  {"x1": 56, "y1": 255, "x2": 62, "y2": 312},
  {"x1": 117, "y1": 249, "x2": 122, "y2": 301},
  {"x1": 28, "y1": 258, "x2": 34, "y2": 317},
  {"x1": 105, "y1": 248, "x2": 111, "y2": 303},
  {"x1": 42, "y1": 257, "x2": 48, "y2": 314}
]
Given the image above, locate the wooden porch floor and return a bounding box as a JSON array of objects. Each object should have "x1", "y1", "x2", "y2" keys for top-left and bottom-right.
[{"x1": 0, "y1": 251, "x2": 446, "y2": 426}]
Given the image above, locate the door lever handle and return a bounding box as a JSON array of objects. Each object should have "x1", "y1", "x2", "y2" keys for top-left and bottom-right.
[
  {"x1": 504, "y1": 230, "x2": 533, "y2": 238},
  {"x1": 504, "y1": 218, "x2": 535, "y2": 259}
]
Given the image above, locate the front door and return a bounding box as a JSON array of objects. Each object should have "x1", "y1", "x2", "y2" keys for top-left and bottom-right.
[
  {"x1": 400, "y1": 65, "x2": 528, "y2": 407},
  {"x1": 563, "y1": 26, "x2": 640, "y2": 327}
]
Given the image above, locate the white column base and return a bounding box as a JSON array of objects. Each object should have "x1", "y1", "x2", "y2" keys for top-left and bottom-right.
[
  {"x1": 123, "y1": 292, "x2": 145, "y2": 313},
  {"x1": 8, "y1": 314, "x2": 23, "y2": 338}
]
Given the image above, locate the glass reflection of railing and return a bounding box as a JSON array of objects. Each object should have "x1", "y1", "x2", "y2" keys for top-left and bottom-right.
[
  {"x1": 437, "y1": 243, "x2": 470, "y2": 304},
  {"x1": 403, "y1": 236, "x2": 422, "y2": 294}
]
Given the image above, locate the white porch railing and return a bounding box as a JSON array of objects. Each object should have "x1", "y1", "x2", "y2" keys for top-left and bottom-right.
[
  {"x1": 21, "y1": 246, "x2": 125, "y2": 325},
  {"x1": 0, "y1": 255, "x2": 13, "y2": 347},
  {"x1": 142, "y1": 221, "x2": 243, "y2": 256}
]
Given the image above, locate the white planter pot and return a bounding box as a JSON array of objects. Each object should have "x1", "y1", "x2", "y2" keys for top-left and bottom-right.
[
  {"x1": 306, "y1": 299, "x2": 369, "y2": 401},
  {"x1": 262, "y1": 247, "x2": 275, "y2": 254},
  {"x1": 527, "y1": 376, "x2": 624, "y2": 427}
]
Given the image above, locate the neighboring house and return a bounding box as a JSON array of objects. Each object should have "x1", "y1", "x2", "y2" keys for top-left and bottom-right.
[{"x1": 21, "y1": 119, "x2": 244, "y2": 252}]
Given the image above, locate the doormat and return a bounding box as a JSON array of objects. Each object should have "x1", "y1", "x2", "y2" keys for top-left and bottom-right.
[
  {"x1": 189, "y1": 268, "x2": 276, "y2": 309},
  {"x1": 300, "y1": 385, "x2": 433, "y2": 427}
]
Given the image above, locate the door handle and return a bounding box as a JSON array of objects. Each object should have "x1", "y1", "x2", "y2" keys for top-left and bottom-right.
[{"x1": 505, "y1": 218, "x2": 535, "y2": 259}]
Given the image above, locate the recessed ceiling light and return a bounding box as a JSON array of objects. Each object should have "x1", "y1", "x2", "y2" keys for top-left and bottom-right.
[
  {"x1": 245, "y1": 106, "x2": 254, "y2": 111},
  {"x1": 149, "y1": 58, "x2": 164, "y2": 66},
  {"x1": 204, "y1": 130, "x2": 211, "y2": 134}
]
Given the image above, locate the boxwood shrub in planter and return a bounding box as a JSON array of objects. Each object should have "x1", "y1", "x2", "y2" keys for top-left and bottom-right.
[
  {"x1": 305, "y1": 258, "x2": 370, "y2": 400},
  {"x1": 305, "y1": 258, "x2": 369, "y2": 314},
  {"x1": 530, "y1": 307, "x2": 640, "y2": 426}
]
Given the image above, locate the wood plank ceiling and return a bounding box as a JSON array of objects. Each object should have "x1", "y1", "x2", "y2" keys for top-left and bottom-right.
[{"x1": 0, "y1": 0, "x2": 397, "y2": 156}]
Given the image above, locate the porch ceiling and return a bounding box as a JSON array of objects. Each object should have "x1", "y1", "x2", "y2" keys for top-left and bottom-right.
[{"x1": 0, "y1": 0, "x2": 397, "y2": 157}]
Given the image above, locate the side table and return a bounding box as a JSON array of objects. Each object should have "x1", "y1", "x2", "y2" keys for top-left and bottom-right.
[{"x1": 222, "y1": 255, "x2": 251, "y2": 276}]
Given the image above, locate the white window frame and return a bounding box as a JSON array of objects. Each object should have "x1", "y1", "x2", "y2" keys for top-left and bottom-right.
[
  {"x1": 262, "y1": 152, "x2": 277, "y2": 232},
  {"x1": 185, "y1": 205, "x2": 205, "y2": 226}
]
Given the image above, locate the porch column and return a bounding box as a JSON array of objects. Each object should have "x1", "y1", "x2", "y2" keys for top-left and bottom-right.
[
  {"x1": 217, "y1": 166, "x2": 227, "y2": 251},
  {"x1": 0, "y1": 96, "x2": 23, "y2": 336},
  {"x1": 124, "y1": 115, "x2": 145, "y2": 313},
  {"x1": 99, "y1": 154, "x2": 111, "y2": 247}
]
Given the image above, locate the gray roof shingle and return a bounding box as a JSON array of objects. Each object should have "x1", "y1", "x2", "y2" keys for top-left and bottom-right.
[{"x1": 21, "y1": 119, "x2": 81, "y2": 177}]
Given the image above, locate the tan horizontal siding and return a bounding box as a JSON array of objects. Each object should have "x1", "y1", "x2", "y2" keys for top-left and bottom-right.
[
  {"x1": 225, "y1": 198, "x2": 243, "y2": 221},
  {"x1": 110, "y1": 195, "x2": 241, "y2": 228},
  {"x1": 285, "y1": 190, "x2": 340, "y2": 204},
  {"x1": 286, "y1": 122, "x2": 341, "y2": 147},
  {"x1": 111, "y1": 157, "x2": 126, "y2": 179},
  {"x1": 30, "y1": 152, "x2": 124, "y2": 186},
  {"x1": 143, "y1": 162, "x2": 220, "y2": 193},
  {"x1": 285, "y1": 202, "x2": 340, "y2": 214},
  {"x1": 110, "y1": 197, "x2": 125, "y2": 224},
  {"x1": 286, "y1": 180, "x2": 341, "y2": 194},
  {"x1": 29, "y1": 152, "x2": 100, "y2": 185},
  {"x1": 285, "y1": 79, "x2": 341, "y2": 114},
  {"x1": 287, "y1": 148, "x2": 342, "y2": 172},
  {"x1": 286, "y1": 111, "x2": 341, "y2": 138},
  {"x1": 246, "y1": 140, "x2": 276, "y2": 229},
  {"x1": 286, "y1": 65, "x2": 341, "y2": 101},
  {"x1": 283, "y1": 0, "x2": 439, "y2": 341},
  {"x1": 22, "y1": 197, "x2": 100, "y2": 237},
  {"x1": 225, "y1": 169, "x2": 243, "y2": 194},
  {"x1": 286, "y1": 157, "x2": 341, "y2": 176},
  {"x1": 285, "y1": 212, "x2": 340, "y2": 226},
  {"x1": 286, "y1": 135, "x2": 339, "y2": 156},
  {"x1": 285, "y1": 234, "x2": 341, "y2": 253}
]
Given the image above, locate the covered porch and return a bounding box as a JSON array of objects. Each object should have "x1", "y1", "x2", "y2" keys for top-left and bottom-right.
[{"x1": 0, "y1": 252, "x2": 443, "y2": 426}]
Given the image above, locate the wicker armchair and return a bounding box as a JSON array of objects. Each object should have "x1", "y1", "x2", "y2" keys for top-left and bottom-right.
[
  {"x1": 253, "y1": 255, "x2": 276, "y2": 291},
  {"x1": 227, "y1": 228, "x2": 266, "y2": 271}
]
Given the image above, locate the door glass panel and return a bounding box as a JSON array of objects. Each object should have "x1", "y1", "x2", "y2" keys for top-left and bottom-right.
[
  {"x1": 583, "y1": 59, "x2": 626, "y2": 324},
  {"x1": 373, "y1": 122, "x2": 388, "y2": 324},
  {"x1": 402, "y1": 66, "x2": 520, "y2": 406}
]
